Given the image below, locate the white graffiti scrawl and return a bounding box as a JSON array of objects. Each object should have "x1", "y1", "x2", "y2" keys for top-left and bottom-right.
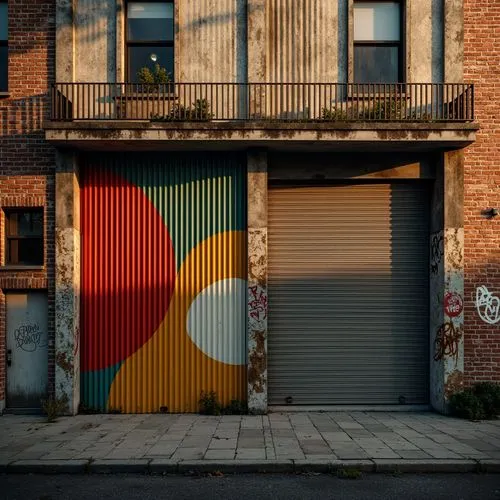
[{"x1": 475, "y1": 286, "x2": 500, "y2": 325}]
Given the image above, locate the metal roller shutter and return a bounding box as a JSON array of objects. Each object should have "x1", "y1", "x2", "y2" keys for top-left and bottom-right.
[{"x1": 268, "y1": 183, "x2": 430, "y2": 405}]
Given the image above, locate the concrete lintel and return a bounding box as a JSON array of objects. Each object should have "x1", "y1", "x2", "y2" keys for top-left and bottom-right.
[
  {"x1": 55, "y1": 151, "x2": 81, "y2": 415},
  {"x1": 247, "y1": 150, "x2": 268, "y2": 414},
  {"x1": 45, "y1": 125, "x2": 477, "y2": 147},
  {"x1": 269, "y1": 152, "x2": 437, "y2": 180}
]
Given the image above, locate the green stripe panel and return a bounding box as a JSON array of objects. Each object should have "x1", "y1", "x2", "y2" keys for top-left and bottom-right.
[{"x1": 85, "y1": 152, "x2": 246, "y2": 269}]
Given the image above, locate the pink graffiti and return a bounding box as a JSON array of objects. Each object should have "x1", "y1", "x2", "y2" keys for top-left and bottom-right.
[{"x1": 249, "y1": 285, "x2": 267, "y2": 322}]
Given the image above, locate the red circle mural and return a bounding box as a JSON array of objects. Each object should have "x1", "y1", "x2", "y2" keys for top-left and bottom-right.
[{"x1": 81, "y1": 169, "x2": 175, "y2": 371}]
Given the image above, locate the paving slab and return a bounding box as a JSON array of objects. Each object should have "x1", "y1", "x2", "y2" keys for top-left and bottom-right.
[{"x1": 1, "y1": 411, "x2": 500, "y2": 474}]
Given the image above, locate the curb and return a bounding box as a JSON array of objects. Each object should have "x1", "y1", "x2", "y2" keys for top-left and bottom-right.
[
  {"x1": 2, "y1": 458, "x2": 500, "y2": 475},
  {"x1": 6, "y1": 460, "x2": 89, "y2": 474}
]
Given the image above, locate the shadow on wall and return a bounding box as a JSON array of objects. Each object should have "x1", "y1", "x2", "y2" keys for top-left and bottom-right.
[
  {"x1": 0, "y1": 94, "x2": 55, "y2": 173},
  {"x1": 0, "y1": 95, "x2": 47, "y2": 136},
  {"x1": 56, "y1": 1, "x2": 250, "y2": 84},
  {"x1": 267, "y1": 182, "x2": 431, "y2": 406}
]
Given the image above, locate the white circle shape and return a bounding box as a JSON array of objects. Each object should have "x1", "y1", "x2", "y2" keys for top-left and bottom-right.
[{"x1": 187, "y1": 278, "x2": 247, "y2": 365}]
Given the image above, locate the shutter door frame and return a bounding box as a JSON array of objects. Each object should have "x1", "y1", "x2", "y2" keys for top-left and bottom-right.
[{"x1": 268, "y1": 181, "x2": 430, "y2": 405}]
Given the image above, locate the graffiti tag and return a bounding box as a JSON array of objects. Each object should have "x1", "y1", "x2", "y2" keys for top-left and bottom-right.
[
  {"x1": 434, "y1": 321, "x2": 462, "y2": 363},
  {"x1": 475, "y1": 285, "x2": 500, "y2": 325},
  {"x1": 14, "y1": 323, "x2": 47, "y2": 352},
  {"x1": 430, "y1": 233, "x2": 444, "y2": 275},
  {"x1": 249, "y1": 285, "x2": 267, "y2": 323},
  {"x1": 444, "y1": 292, "x2": 463, "y2": 318}
]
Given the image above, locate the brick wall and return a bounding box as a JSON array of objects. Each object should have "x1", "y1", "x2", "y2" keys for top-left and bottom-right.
[
  {"x1": 0, "y1": 0, "x2": 56, "y2": 407},
  {"x1": 463, "y1": 0, "x2": 500, "y2": 383}
]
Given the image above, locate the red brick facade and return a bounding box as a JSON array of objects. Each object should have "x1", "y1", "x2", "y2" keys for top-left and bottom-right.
[
  {"x1": 463, "y1": 0, "x2": 500, "y2": 384},
  {"x1": 0, "y1": 0, "x2": 56, "y2": 406},
  {"x1": 0, "y1": 1, "x2": 498, "y2": 412}
]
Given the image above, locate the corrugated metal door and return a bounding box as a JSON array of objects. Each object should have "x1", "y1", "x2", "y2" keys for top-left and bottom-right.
[
  {"x1": 268, "y1": 183, "x2": 430, "y2": 405},
  {"x1": 81, "y1": 153, "x2": 247, "y2": 413}
]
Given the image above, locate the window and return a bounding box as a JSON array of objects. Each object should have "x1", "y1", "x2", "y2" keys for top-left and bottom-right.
[
  {"x1": 5, "y1": 209, "x2": 44, "y2": 266},
  {"x1": 126, "y1": 1, "x2": 174, "y2": 82},
  {"x1": 353, "y1": 1, "x2": 402, "y2": 83},
  {"x1": 0, "y1": 0, "x2": 7, "y2": 92}
]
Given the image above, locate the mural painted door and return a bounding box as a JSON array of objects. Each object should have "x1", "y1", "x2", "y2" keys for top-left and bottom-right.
[
  {"x1": 81, "y1": 153, "x2": 247, "y2": 413},
  {"x1": 6, "y1": 292, "x2": 48, "y2": 409}
]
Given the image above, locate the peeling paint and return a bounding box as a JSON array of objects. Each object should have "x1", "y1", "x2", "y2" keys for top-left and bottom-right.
[
  {"x1": 55, "y1": 163, "x2": 81, "y2": 415},
  {"x1": 429, "y1": 222, "x2": 464, "y2": 413},
  {"x1": 444, "y1": 370, "x2": 465, "y2": 400},
  {"x1": 248, "y1": 330, "x2": 267, "y2": 394},
  {"x1": 247, "y1": 153, "x2": 268, "y2": 414}
]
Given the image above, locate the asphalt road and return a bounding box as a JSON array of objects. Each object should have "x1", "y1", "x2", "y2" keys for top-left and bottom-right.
[{"x1": 1, "y1": 473, "x2": 499, "y2": 500}]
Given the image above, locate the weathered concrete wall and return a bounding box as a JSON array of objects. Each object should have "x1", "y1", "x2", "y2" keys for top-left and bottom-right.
[
  {"x1": 248, "y1": 0, "x2": 266, "y2": 82},
  {"x1": 56, "y1": 0, "x2": 75, "y2": 82},
  {"x1": 178, "y1": 0, "x2": 247, "y2": 82},
  {"x1": 247, "y1": 150, "x2": 268, "y2": 414},
  {"x1": 266, "y1": 0, "x2": 338, "y2": 82},
  {"x1": 55, "y1": 151, "x2": 81, "y2": 415},
  {"x1": 430, "y1": 150, "x2": 465, "y2": 413},
  {"x1": 74, "y1": 0, "x2": 117, "y2": 82},
  {"x1": 444, "y1": 0, "x2": 463, "y2": 82},
  {"x1": 409, "y1": 0, "x2": 444, "y2": 82}
]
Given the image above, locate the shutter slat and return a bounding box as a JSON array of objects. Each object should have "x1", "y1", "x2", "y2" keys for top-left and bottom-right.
[{"x1": 268, "y1": 183, "x2": 430, "y2": 405}]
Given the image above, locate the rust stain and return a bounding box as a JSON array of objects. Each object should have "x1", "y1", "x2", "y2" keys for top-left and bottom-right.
[
  {"x1": 56, "y1": 351, "x2": 73, "y2": 375},
  {"x1": 444, "y1": 370, "x2": 465, "y2": 400},
  {"x1": 248, "y1": 330, "x2": 266, "y2": 393},
  {"x1": 446, "y1": 229, "x2": 463, "y2": 271}
]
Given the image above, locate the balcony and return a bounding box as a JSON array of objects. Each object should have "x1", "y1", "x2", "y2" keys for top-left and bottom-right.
[{"x1": 45, "y1": 82, "x2": 478, "y2": 152}]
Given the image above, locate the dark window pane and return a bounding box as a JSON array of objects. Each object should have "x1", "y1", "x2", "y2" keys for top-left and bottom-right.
[
  {"x1": 0, "y1": 3, "x2": 7, "y2": 40},
  {"x1": 128, "y1": 46, "x2": 174, "y2": 82},
  {"x1": 0, "y1": 45, "x2": 7, "y2": 92},
  {"x1": 9, "y1": 238, "x2": 43, "y2": 265},
  {"x1": 127, "y1": 2, "x2": 173, "y2": 41},
  {"x1": 128, "y1": 18, "x2": 173, "y2": 42},
  {"x1": 354, "y1": 45, "x2": 399, "y2": 83},
  {"x1": 17, "y1": 211, "x2": 43, "y2": 237}
]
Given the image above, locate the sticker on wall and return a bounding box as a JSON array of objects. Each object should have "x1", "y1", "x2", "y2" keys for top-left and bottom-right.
[
  {"x1": 475, "y1": 285, "x2": 500, "y2": 325},
  {"x1": 444, "y1": 292, "x2": 463, "y2": 318}
]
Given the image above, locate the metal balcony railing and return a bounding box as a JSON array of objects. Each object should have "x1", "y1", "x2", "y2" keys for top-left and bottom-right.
[{"x1": 51, "y1": 82, "x2": 474, "y2": 122}]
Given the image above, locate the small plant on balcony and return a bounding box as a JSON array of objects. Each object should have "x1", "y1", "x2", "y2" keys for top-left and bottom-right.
[
  {"x1": 320, "y1": 106, "x2": 350, "y2": 121},
  {"x1": 136, "y1": 63, "x2": 172, "y2": 92},
  {"x1": 359, "y1": 97, "x2": 406, "y2": 120},
  {"x1": 151, "y1": 98, "x2": 214, "y2": 121}
]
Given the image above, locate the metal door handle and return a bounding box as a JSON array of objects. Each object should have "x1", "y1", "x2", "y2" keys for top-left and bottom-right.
[{"x1": 7, "y1": 349, "x2": 12, "y2": 367}]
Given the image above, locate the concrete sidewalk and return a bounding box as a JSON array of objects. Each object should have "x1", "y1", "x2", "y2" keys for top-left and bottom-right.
[{"x1": 1, "y1": 411, "x2": 499, "y2": 474}]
